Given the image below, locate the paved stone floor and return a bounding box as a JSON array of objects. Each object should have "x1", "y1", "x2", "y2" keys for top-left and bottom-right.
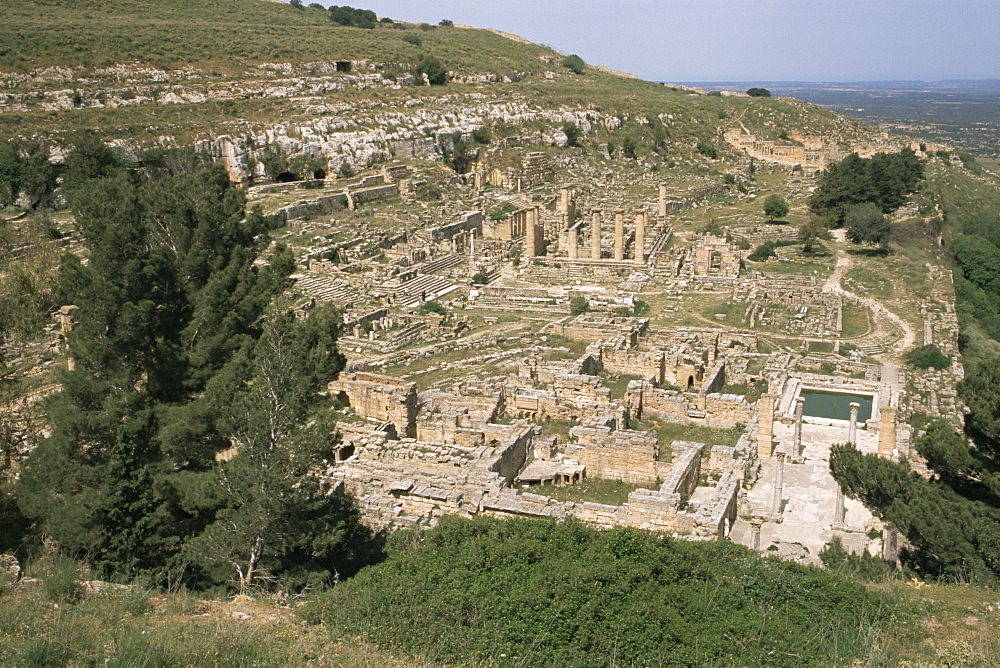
[{"x1": 730, "y1": 420, "x2": 879, "y2": 564}]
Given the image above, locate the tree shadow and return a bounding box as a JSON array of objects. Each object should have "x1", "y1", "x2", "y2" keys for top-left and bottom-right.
[{"x1": 846, "y1": 247, "x2": 889, "y2": 258}]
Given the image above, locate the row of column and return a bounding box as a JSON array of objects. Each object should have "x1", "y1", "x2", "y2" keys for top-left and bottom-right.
[
  {"x1": 562, "y1": 208, "x2": 647, "y2": 263},
  {"x1": 757, "y1": 394, "x2": 897, "y2": 460}
]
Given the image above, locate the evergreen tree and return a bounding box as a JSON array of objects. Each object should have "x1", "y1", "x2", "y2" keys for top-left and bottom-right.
[
  {"x1": 17, "y1": 162, "x2": 294, "y2": 577},
  {"x1": 185, "y1": 307, "x2": 380, "y2": 592}
]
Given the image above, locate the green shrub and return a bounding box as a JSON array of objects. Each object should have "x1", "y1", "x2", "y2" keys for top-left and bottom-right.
[
  {"x1": 746, "y1": 87, "x2": 771, "y2": 97},
  {"x1": 562, "y1": 54, "x2": 586, "y2": 74},
  {"x1": 401, "y1": 33, "x2": 422, "y2": 47},
  {"x1": 748, "y1": 241, "x2": 778, "y2": 262},
  {"x1": 418, "y1": 55, "x2": 447, "y2": 85},
  {"x1": 569, "y1": 296, "x2": 589, "y2": 315},
  {"x1": 905, "y1": 344, "x2": 950, "y2": 369},
  {"x1": 417, "y1": 300, "x2": 446, "y2": 316},
  {"x1": 696, "y1": 141, "x2": 717, "y2": 159},
  {"x1": 472, "y1": 270, "x2": 489, "y2": 285},
  {"x1": 327, "y1": 5, "x2": 376, "y2": 28},
  {"x1": 304, "y1": 516, "x2": 898, "y2": 667}
]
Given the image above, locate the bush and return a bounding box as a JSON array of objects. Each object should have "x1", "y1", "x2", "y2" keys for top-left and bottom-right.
[
  {"x1": 746, "y1": 87, "x2": 771, "y2": 97},
  {"x1": 696, "y1": 141, "x2": 717, "y2": 159},
  {"x1": 327, "y1": 5, "x2": 377, "y2": 28},
  {"x1": 304, "y1": 516, "x2": 898, "y2": 667},
  {"x1": 418, "y1": 55, "x2": 448, "y2": 85},
  {"x1": 748, "y1": 241, "x2": 778, "y2": 262},
  {"x1": 401, "y1": 33, "x2": 422, "y2": 46},
  {"x1": 472, "y1": 126, "x2": 491, "y2": 145},
  {"x1": 417, "y1": 300, "x2": 446, "y2": 316},
  {"x1": 562, "y1": 54, "x2": 587, "y2": 75},
  {"x1": 569, "y1": 296, "x2": 589, "y2": 315},
  {"x1": 763, "y1": 194, "x2": 789, "y2": 221},
  {"x1": 905, "y1": 344, "x2": 950, "y2": 370},
  {"x1": 472, "y1": 270, "x2": 489, "y2": 285},
  {"x1": 562, "y1": 121, "x2": 582, "y2": 147},
  {"x1": 438, "y1": 19, "x2": 453, "y2": 27}
]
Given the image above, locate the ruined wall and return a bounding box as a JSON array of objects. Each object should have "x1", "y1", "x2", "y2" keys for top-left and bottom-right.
[
  {"x1": 328, "y1": 372, "x2": 418, "y2": 438},
  {"x1": 566, "y1": 427, "x2": 669, "y2": 486}
]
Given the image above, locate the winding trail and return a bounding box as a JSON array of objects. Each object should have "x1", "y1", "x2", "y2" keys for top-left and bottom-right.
[{"x1": 822, "y1": 239, "x2": 916, "y2": 392}]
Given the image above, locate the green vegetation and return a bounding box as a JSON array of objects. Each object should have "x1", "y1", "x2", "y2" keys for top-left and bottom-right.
[
  {"x1": 746, "y1": 87, "x2": 771, "y2": 98},
  {"x1": 417, "y1": 300, "x2": 447, "y2": 316},
  {"x1": 328, "y1": 6, "x2": 376, "y2": 29},
  {"x1": 831, "y1": 428, "x2": 1000, "y2": 583},
  {"x1": 535, "y1": 478, "x2": 642, "y2": 506},
  {"x1": 562, "y1": 54, "x2": 587, "y2": 75},
  {"x1": 569, "y1": 295, "x2": 590, "y2": 315},
  {"x1": 904, "y1": 344, "x2": 951, "y2": 370},
  {"x1": 845, "y1": 202, "x2": 892, "y2": 251},
  {"x1": 305, "y1": 516, "x2": 899, "y2": 667},
  {"x1": 601, "y1": 373, "x2": 643, "y2": 399},
  {"x1": 418, "y1": 55, "x2": 448, "y2": 85},
  {"x1": 762, "y1": 194, "x2": 789, "y2": 221},
  {"x1": 808, "y1": 149, "x2": 924, "y2": 226},
  {"x1": 696, "y1": 141, "x2": 718, "y2": 159},
  {"x1": 10, "y1": 154, "x2": 379, "y2": 593}
]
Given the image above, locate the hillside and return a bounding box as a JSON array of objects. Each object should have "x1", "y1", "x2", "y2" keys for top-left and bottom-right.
[{"x1": 3, "y1": 1, "x2": 1000, "y2": 666}]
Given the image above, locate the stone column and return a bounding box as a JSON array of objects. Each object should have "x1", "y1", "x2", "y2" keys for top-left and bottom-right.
[
  {"x1": 614, "y1": 210, "x2": 624, "y2": 261},
  {"x1": 833, "y1": 484, "x2": 846, "y2": 530},
  {"x1": 567, "y1": 225, "x2": 578, "y2": 259},
  {"x1": 591, "y1": 210, "x2": 602, "y2": 260},
  {"x1": 793, "y1": 397, "x2": 805, "y2": 458},
  {"x1": 750, "y1": 518, "x2": 763, "y2": 551},
  {"x1": 849, "y1": 402, "x2": 860, "y2": 444},
  {"x1": 526, "y1": 207, "x2": 539, "y2": 257},
  {"x1": 757, "y1": 393, "x2": 775, "y2": 458},
  {"x1": 772, "y1": 451, "x2": 785, "y2": 515},
  {"x1": 878, "y1": 405, "x2": 897, "y2": 458},
  {"x1": 659, "y1": 182, "x2": 668, "y2": 218},
  {"x1": 634, "y1": 210, "x2": 646, "y2": 265}
]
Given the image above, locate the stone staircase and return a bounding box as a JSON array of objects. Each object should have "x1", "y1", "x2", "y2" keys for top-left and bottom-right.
[{"x1": 292, "y1": 273, "x2": 357, "y2": 306}]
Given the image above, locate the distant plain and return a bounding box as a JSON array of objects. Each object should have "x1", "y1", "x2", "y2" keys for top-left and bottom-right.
[{"x1": 680, "y1": 80, "x2": 1000, "y2": 158}]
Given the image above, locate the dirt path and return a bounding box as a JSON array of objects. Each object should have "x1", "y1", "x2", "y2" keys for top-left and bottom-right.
[{"x1": 823, "y1": 244, "x2": 917, "y2": 361}]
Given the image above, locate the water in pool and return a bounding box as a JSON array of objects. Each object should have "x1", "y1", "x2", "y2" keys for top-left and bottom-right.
[{"x1": 799, "y1": 390, "x2": 873, "y2": 422}]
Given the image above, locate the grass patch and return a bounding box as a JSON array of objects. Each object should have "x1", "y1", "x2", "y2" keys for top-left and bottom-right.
[
  {"x1": 844, "y1": 265, "x2": 893, "y2": 297},
  {"x1": 633, "y1": 419, "x2": 745, "y2": 461},
  {"x1": 841, "y1": 304, "x2": 871, "y2": 338},
  {"x1": 601, "y1": 373, "x2": 643, "y2": 399},
  {"x1": 532, "y1": 478, "x2": 643, "y2": 506}
]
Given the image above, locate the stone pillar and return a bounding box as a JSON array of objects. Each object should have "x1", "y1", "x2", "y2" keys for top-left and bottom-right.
[
  {"x1": 659, "y1": 182, "x2": 668, "y2": 218},
  {"x1": 591, "y1": 210, "x2": 602, "y2": 260},
  {"x1": 878, "y1": 405, "x2": 897, "y2": 458},
  {"x1": 526, "y1": 207, "x2": 539, "y2": 257},
  {"x1": 772, "y1": 451, "x2": 785, "y2": 515},
  {"x1": 634, "y1": 210, "x2": 646, "y2": 264},
  {"x1": 849, "y1": 402, "x2": 860, "y2": 444},
  {"x1": 614, "y1": 210, "x2": 624, "y2": 261},
  {"x1": 833, "y1": 484, "x2": 846, "y2": 530},
  {"x1": 750, "y1": 518, "x2": 763, "y2": 551},
  {"x1": 757, "y1": 393, "x2": 775, "y2": 458},
  {"x1": 567, "y1": 225, "x2": 578, "y2": 259},
  {"x1": 793, "y1": 397, "x2": 805, "y2": 458}
]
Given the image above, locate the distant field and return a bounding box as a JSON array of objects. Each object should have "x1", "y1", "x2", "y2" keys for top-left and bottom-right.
[{"x1": 682, "y1": 80, "x2": 1000, "y2": 158}]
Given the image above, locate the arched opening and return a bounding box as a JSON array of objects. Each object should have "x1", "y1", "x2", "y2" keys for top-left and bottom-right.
[
  {"x1": 335, "y1": 60, "x2": 352, "y2": 73},
  {"x1": 276, "y1": 172, "x2": 299, "y2": 183},
  {"x1": 334, "y1": 391, "x2": 351, "y2": 407},
  {"x1": 313, "y1": 168, "x2": 327, "y2": 180},
  {"x1": 687, "y1": 375, "x2": 695, "y2": 391}
]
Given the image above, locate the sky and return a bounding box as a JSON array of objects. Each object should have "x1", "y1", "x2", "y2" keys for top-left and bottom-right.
[{"x1": 321, "y1": 0, "x2": 1000, "y2": 82}]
